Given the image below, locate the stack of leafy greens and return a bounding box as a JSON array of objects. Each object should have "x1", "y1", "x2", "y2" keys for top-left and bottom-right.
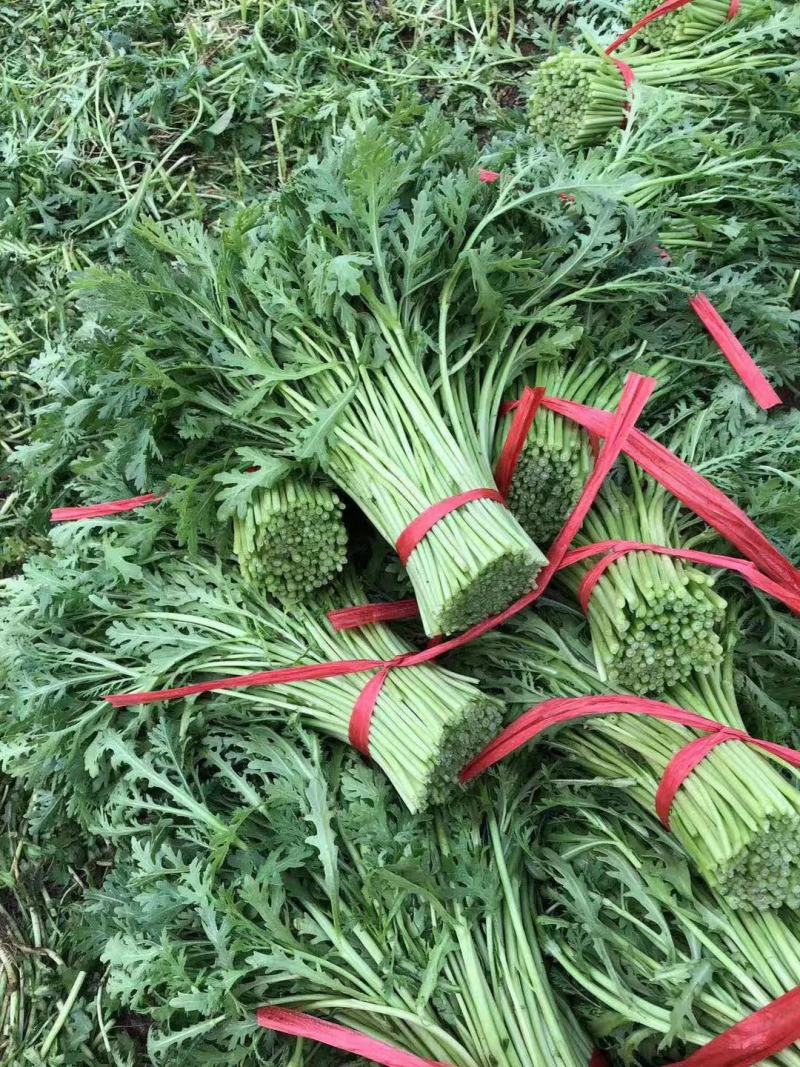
[
  {"x1": 4, "y1": 0, "x2": 800, "y2": 1063},
  {"x1": 537, "y1": 781, "x2": 800, "y2": 1065},
  {"x1": 83, "y1": 726, "x2": 592, "y2": 1066},
  {"x1": 0, "y1": 513, "x2": 501, "y2": 815}
]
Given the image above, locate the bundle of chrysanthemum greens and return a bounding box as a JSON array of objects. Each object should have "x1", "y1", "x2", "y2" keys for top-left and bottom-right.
[
  {"x1": 539, "y1": 783, "x2": 800, "y2": 1064},
  {"x1": 89, "y1": 729, "x2": 593, "y2": 1067},
  {"x1": 70, "y1": 115, "x2": 560, "y2": 639},
  {"x1": 528, "y1": 8, "x2": 800, "y2": 147},
  {"x1": 626, "y1": 0, "x2": 760, "y2": 48},
  {"x1": 1, "y1": 517, "x2": 501, "y2": 814},
  {"x1": 493, "y1": 356, "x2": 646, "y2": 548},
  {"x1": 528, "y1": 50, "x2": 631, "y2": 148},
  {"x1": 458, "y1": 611, "x2": 800, "y2": 910},
  {"x1": 231, "y1": 479, "x2": 348, "y2": 601},
  {"x1": 558, "y1": 467, "x2": 726, "y2": 694}
]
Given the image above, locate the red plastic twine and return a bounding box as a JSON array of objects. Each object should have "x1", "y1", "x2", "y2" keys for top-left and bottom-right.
[
  {"x1": 689, "y1": 294, "x2": 781, "y2": 410},
  {"x1": 256, "y1": 986, "x2": 800, "y2": 1067},
  {"x1": 50, "y1": 494, "x2": 164, "y2": 522},
  {"x1": 672, "y1": 985, "x2": 800, "y2": 1067},
  {"x1": 561, "y1": 540, "x2": 800, "y2": 616},
  {"x1": 396, "y1": 488, "x2": 505, "y2": 566},
  {"x1": 104, "y1": 653, "x2": 419, "y2": 757},
  {"x1": 541, "y1": 394, "x2": 800, "y2": 593},
  {"x1": 459, "y1": 694, "x2": 800, "y2": 827},
  {"x1": 495, "y1": 387, "x2": 547, "y2": 497},
  {"x1": 255, "y1": 1007, "x2": 453, "y2": 1067},
  {"x1": 328, "y1": 598, "x2": 421, "y2": 631},
  {"x1": 256, "y1": 1007, "x2": 606, "y2": 1067},
  {"x1": 106, "y1": 376, "x2": 655, "y2": 748},
  {"x1": 611, "y1": 57, "x2": 635, "y2": 90}
]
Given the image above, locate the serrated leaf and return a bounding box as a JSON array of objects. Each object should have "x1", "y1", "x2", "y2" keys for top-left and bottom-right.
[{"x1": 213, "y1": 451, "x2": 291, "y2": 520}]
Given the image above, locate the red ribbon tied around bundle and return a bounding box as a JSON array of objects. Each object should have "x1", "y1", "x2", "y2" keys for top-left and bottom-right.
[
  {"x1": 104, "y1": 652, "x2": 421, "y2": 758},
  {"x1": 503, "y1": 387, "x2": 800, "y2": 595},
  {"x1": 561, "y1": 540, "x2": 800, "y2": 618},
  {"x1": 50, "y1": 494, "x2": 164, "y2": 522},
  {"x1": 459, "y1": 694, "x2": 800, "y2": 829},
  {"x1": 606, "y1": 0, "x2": 740, "y2": 55},
  {"x1": 396, "y1": 488, "x2": 506, "y2": 566}
]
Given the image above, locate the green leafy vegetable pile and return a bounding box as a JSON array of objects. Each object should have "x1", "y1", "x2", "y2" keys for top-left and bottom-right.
[{"x1": 3, "y1": 0, "x2": 800, "y2": 1064}]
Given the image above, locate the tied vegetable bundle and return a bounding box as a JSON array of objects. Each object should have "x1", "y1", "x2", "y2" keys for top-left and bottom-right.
[
  {"x1": 459, "y1": 611, "x2": 800, "y2": 910},
  {"x1": 626, "y1": 0, "x2": 761, "y2": 47},
  {"x1": 87, "y1": 727, "x2": 592, "y2": 1067},
  {"x1": 558, "y1": 466, "x2": 727, "y2": 694},
  {"x1": 72, "y1": 115, "x2": 556, "y2": 638},
  {"x1": 527, "y1": 7, "x2": 800, "y2": 147},
  {"x1": 0, "y1": 516, "x2": 500, "y2": 814},
  {"x1": 539, "y1": 784, "x2": 800, "y2": 1065},
  {"x1": 492, "y1": 352, "x2": 667, "y2": 548},
  {"x1": 489, "y1": 352, "x2": 727, "y2": 692},
  {"x1": 231, "y1": 478, "x2": 348, "y2": 602}
]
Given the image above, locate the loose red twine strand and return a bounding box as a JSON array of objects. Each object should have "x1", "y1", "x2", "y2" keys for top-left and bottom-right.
[
  {"x1": 50, "y1": 494, "x2": 164, "y2": 522},
  {"x1": 672, "y1": 985, "x2": 800, "y2": 1067},
  {"x1": 562, "y1": 540, "x2": 800, "y2": 617},
  {"x1": 104, "y1": 654, "x2": 418, "y2": 758},
  {"x1": 689, "y1": 293, "x2": 781, "y2": 411},
  {"x1": 328, "y1": 598, "x2": 421, "y2": 631}
]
